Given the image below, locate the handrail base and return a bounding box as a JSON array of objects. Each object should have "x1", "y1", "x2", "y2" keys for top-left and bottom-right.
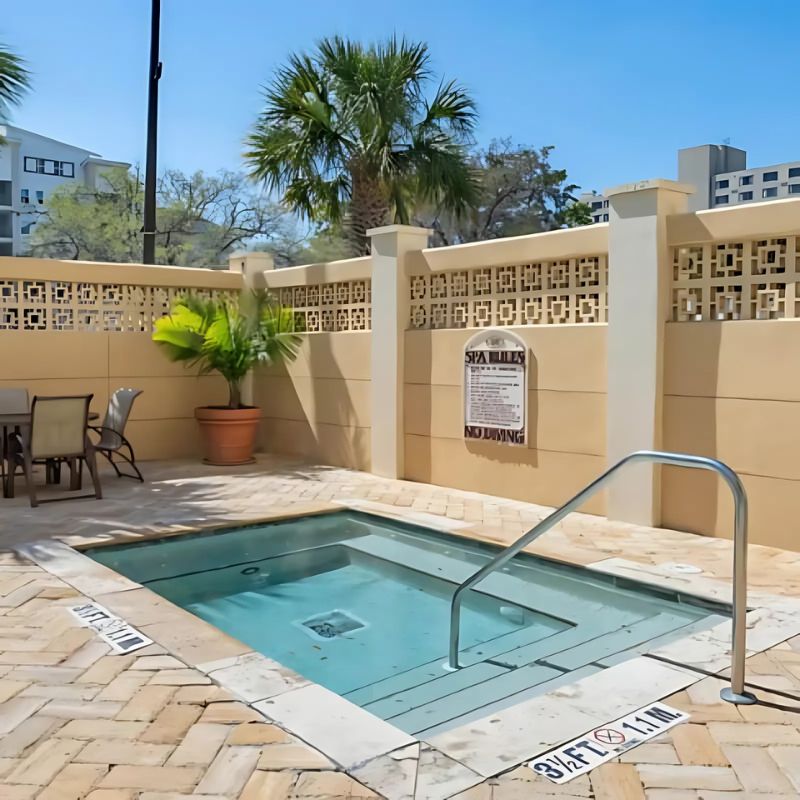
[{"x1": 720, "y1": 687, "x2": 758, "y2": 705}]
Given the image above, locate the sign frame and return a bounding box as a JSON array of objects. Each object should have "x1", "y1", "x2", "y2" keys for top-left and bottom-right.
[{"x1": 463, "y1": 328, "x2": 527, "y2": 445}]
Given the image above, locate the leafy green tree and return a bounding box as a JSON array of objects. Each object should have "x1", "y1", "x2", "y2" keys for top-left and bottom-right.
[
  {"x1": 0, "y1": 42, "x2": 31, "y2": 140},
  {"x1": 28, "y1": 167, "x2": 143, "y2": 262},
  {"x1": 155, "y1": 169, "x2": 298, "y2": 265},
  {"x1": 28, "y1": 167, "x2": 298, "y2": 265},
  {"x1": 418, "y1": 140, "x2": 582, "y2": 244},
  {"x1": 557, "y1": 200, "x2": 593, "y2": 228},
  {"x1": 245, "y1": 36, "x2": 478, "y2": 256},
  {"x1": 279, "y1": 223, "x2": 358, "y2": 265}
]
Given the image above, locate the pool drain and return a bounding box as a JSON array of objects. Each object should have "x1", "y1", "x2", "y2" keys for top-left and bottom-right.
[{"x1": 296, "y1": 609, "x2": 367, "y2": 641}]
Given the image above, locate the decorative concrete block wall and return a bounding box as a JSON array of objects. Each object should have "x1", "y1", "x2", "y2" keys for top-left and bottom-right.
[
  {"x1": 401, "y1": 225, "x2": 608, "y2": 513},
  {"x1": 0, "y1": 257, "x2": 240, "y2": 460},
  {"x1": 257, "y1": 194, "x2": 800, "y2": 550},
  {"x1": 661, "y1": 199, "x2": 800, "y2": 550}
]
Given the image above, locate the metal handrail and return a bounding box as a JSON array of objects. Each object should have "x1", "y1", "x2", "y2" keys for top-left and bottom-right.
[{"x1": 448, "y1": 450, "x2": 757, "y2": 705}]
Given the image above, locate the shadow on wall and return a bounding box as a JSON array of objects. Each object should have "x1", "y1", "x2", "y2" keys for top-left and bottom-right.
[
  {"x1": 661, "y1": 322, "x2": 722, "y2": 538},
  {"x1": 404, "y1": 328, "x2": 432, "y2": 480},
  {"x1": 256, "y1": 333, "x2": 366, "y2": 471},
  {"x1": 308, "y1": 332, "x2": 364, "y2": 469}
]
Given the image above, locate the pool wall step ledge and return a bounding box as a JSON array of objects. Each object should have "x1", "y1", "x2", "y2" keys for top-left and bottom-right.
[{"x1": 196, "y1": 651, "x2": 311, "y2": 703}]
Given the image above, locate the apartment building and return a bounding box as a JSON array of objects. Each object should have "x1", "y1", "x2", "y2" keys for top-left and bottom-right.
[{"x1": 0, "y1": 124, "x2": 128, "y2": 255}]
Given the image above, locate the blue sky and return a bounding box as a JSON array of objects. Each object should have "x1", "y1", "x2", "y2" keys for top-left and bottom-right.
[{"x1": 4, "y1": 1, "x2": 799, "y2": 195}]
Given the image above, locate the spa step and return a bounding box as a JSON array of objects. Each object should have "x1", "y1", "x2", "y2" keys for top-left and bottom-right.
[
  {"x1": 365, "y1": 662, "x2": 562, "y2": 723},
  {"x1": 594, "y1": 613, "x2": 730, "y2": 667},
  {"x1": 387, "y1": 663, "x2": 602, "y2": 736},
  {"x1": 344, "y1": 622, "x2": 568, "y2": 706},
  {"x1": 356, "y1": 612, "x2": 698, "y2": 735},
  {"x1": 346, "y1": 612, "x2": 629, "y2": 708},
  {"x1": 412, "y1": 664, "x2": 604, "y2": 740},
  {"x1": 501, "y1": 611, "x2": 698, "y2": 669},
  {"x1": 404, "y1": 614, "x2": 715, "y2": 738}
]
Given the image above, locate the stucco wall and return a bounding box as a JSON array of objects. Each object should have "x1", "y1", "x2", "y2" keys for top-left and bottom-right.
[
  {"x1": 403, "y1": 326, "x2": 607, "y2": 512},
  {"x1": 0, "y1": 331, "x2": 227, "y2": 460},
  {"x1": 662, "y1": 321, "x2": 800, "y2": 549},
  {"x1": 255, "y1": 332, "x2": 371, "y2": 471}
]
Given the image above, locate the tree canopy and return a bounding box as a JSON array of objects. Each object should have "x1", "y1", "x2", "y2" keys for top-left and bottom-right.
[
  {"x1": 245, "y1": 36, "x2": 479, "y2": 256},
  {"x1": 415, "y1": 139, "x2": 585, "y2": 245},
  {"x1": 28, "y1": 167, "x2": 299, "y2": 266}
]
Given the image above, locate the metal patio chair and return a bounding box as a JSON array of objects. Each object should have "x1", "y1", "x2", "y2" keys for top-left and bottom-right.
[
  {"x1": 90, "y1": 388, "x2": 144, "y2": 482},
  {"x1": 0, "y1": 388, "x2": 29, "y2": 494},
  {"x1": 5, "y1": 394, "x2": 102, "y2": 507}
]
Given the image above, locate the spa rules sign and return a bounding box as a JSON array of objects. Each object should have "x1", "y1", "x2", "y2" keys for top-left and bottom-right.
[{"x1": 464, "y1": 329, "x2": 527, "y2": 445}]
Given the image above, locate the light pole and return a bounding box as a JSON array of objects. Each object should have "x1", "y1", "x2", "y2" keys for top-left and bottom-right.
[{"x1": 142, "y1": 0, "x2": 162, "y2": 264}]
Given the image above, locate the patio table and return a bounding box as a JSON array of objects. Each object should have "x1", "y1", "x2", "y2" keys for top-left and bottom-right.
[{"x1": 1, "y1": 411, "x2": 100, "y2": 498}]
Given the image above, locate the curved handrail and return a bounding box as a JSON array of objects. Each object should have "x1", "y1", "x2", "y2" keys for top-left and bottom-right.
[{"x1": 448, "y1": 450, "x2": 756, "y2": 705}]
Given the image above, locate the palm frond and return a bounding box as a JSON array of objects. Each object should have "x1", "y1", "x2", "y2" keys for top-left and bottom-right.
[
  {"x1": 422, "y1": 79, "x2": 477, "y2": 138},
  {"x1": 405, "y1": 131, "x2": 481, "y2": 217},
  {"x1": 152, "y1": 290, "x2": 300, "y2": 408},
  {"x1": 0, "y1": 44, "x2": 31, "y2": 120}
]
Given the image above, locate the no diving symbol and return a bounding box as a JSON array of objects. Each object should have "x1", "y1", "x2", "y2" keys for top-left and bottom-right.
[{"x1": 593, "y1": 728, "x2": 626, "y2": 745}]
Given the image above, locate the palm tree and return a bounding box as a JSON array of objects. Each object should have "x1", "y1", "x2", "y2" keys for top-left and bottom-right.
[
  {"x1": 0, "y1": 44, "x2": 30, "y2": 125},
  {"x1": 245, "y1": 36, "x2": 478, "y2": 256}
]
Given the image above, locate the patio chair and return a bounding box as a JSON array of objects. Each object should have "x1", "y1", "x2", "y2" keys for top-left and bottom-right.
[
  {"x1": 0, "y1": 388, "x2": 29, "y2": 494},
  {"x1": 5, "y1": 395, "x2": 102, "y2": 507},
  {"x1": 90, "y1": 388, "x2": 144, "y2": 482}
]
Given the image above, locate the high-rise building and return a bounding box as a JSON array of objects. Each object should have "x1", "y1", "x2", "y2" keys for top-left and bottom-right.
[
  {"x1": 580, "y1": 144, "x2": 800, "y2": 222},
  {"x1": 0, "y1": 124, "x2": 129, "y2": 255}
]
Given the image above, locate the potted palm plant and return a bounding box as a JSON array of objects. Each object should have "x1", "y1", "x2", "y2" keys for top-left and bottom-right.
[{"x1": 153, "y1": 290, "x2": 301, "y2": 465}]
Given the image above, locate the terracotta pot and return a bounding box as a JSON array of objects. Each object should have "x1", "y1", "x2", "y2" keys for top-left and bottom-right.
[{"x1": 194, "y1": 406, "x2": 261, "y2": 466}]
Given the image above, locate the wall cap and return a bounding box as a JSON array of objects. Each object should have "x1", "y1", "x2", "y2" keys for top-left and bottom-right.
[
  {"x1": 367, "y1": 224, "x2": 432, "y2": 237},
  {"x1": 263, "y1": 256, "x2": 372, "y2": 288},
  {"x1": 605, "y1": 178, "x2": 695, "y2": 197},
  {"x1": 0, "y1": 256, "x2": 242, "y2": 290}
]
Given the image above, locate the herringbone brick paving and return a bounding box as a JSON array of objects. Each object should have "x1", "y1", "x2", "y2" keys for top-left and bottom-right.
[
  {"x1": 1, "y1": 456, "x2": 799, "y2": 798},
  {"x1": 0, "y1": 559, "x2": 380, "y2": 800}
]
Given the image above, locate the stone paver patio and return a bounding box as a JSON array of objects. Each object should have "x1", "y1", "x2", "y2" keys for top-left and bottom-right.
[{"x1": 1, "y1": 455, "x2": 800, "y2": 799}]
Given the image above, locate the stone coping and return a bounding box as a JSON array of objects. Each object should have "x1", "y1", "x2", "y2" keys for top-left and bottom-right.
[{"x1": 15, "y1": 500, "x2": 800, "y2": 800}]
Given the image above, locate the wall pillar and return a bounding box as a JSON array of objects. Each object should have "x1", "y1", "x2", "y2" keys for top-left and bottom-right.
[
  {"x1": 605, "y1": 179, "x2": 693, "y2": 525},
  {"x1": 227, "y1": 250, "x2": 273, "y2": 289},
  {"x1": 368, "y1": 225, "x2": 431, "y2": 478}
]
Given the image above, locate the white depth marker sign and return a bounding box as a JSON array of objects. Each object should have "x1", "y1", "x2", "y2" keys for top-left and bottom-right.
[
  {"x1": 69, "y1": 602, "x2": 153, "y2": 654},
  {"x1": 528, "y1": 702, "x2": 690, "y2": 784}
]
